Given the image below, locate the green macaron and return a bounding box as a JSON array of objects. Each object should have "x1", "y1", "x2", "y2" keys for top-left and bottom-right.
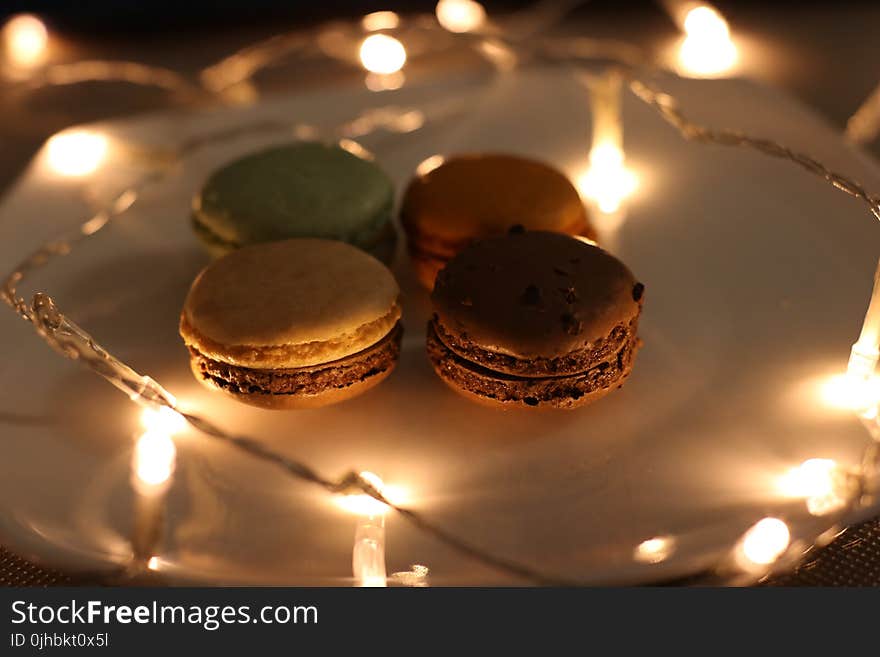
[{"x1": 191, "y1": 142, "x2": 396, "y2": 263}]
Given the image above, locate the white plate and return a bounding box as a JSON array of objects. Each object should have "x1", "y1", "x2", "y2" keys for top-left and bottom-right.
[{"x1": 1, "y1": 66, "x2": 879, "y2": 585}]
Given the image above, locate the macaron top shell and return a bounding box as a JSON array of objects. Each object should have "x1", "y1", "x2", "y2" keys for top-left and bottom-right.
[
  {"x1": 432, "y1": 231, "x2": 641, "y2": 359},
  {"x1": 193, "y1": 142, "x2": 394, "y2": 250},
  {"x1": 181, "y1": 239, "x2": 400, "y2": 369},
  {"x1": 402, "y1": 154, "x2": 593, "y2": 255}
]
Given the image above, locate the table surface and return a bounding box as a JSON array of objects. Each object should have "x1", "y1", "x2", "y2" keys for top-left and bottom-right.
[{"x1": 2, "y1": 3, "x2": 880, "y2": 586}]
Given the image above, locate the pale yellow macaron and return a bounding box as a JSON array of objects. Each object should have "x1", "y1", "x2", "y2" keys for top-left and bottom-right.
[{"x1": 180, "y1": 238, "x2": 402, "y2": 409}]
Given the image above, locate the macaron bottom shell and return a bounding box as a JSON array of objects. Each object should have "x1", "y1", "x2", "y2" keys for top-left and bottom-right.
[
  {"x1": 189, "y1": 322, "x2": 402, "y2": 410},
  {"x1": 426, "y1": 321, "x2": 639, "y2": 410}
]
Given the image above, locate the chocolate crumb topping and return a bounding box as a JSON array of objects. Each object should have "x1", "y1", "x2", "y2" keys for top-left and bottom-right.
[
  {"x1": 632, "y1": 282, "x2": 645, "y2": 302},
  {"x1": 559, "y1": 286, "x2": 578, "y2": 304}
]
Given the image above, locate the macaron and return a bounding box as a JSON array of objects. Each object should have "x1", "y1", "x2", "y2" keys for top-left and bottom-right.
[
  {"x1": 192, "y1": 142, "x2": 396, "y2": 263},
  {"x1": 427, "y1": 230, "x2": 643, "y2": 409},
  {"x1": 180, "y1": 239, "x2": 402, "y2": 409},
  {"x1": 401, "y1": 153, "x2": 596, "y2": 289}
]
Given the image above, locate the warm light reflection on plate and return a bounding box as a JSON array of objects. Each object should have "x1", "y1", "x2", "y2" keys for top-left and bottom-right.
[
  {"x1": 133, "y1": 432, "x2": 176, "y2": 488},
  {"x1": 415, "y1": 154, "x2": 445, "y2": 177},
  {"x1": 46, "y1": 130, "x2": 109, "y2": 177},
  {"x1": 576, "y1": 143, "x2": 638, "y2": 214},
  {"x1": 361, "y1": 11, "x2": 400, "y2": 32},
  {"x1": 634, "y1": 536, "x2": 676, "y2": 564}
]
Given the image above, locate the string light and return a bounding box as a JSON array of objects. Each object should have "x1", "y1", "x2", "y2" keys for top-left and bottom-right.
[
  {"x1": 353, "y1": 519, "x2": 387, "y2": 587},
  {"x1": 737, "y1": 517, "x2": 790, "y2": 568},
  {"x1": 819, "y1": 373, "x2": 880, "y2": 416},
  {"x1": 2, "y1": 14, "x2": 48, "y2": 68},
  {"x1": 436, "y1": 0, "x2": 487, "y2": 33},
  {"x1": 846, "y1": 258, "x2": 880, "y2": 379},
  {"x1": 4, "y1": 10, "x2": 880, "y2": 586},
  {"x1": 45, "y1": 130, "x2": 108, "y2": 177},
  {"x1": 359, "y1": 34, "x2": 406, "y2": 75},
  {"x1": 676, "y1": 4, "x2": 737, "y2": 77},
  {"x1": 810, "y1": 261, "x2": 880, "y2": 419}
]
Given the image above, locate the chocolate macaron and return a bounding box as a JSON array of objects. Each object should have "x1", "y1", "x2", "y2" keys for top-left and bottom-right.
[
  {"x1": 401, "y1": 153, "x2": 596, "y2": 289},
  {"x1": 180, "y1": 239, "x2": 402, "y2": 409},
  {"x1": 427, "y1": 230, "x2": 643, "y2": 409},
  {"x1": 192, "y1": 142, "x2": 396, "y2": 263}
]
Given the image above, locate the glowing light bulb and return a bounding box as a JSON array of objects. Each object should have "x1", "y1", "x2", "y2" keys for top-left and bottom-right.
[
  {"x1": 361, "y1": 11, "x2": 400, "y2": 32},
  {"x1": 352, "y1": 514, "x2": 386, "y2": 587},
  {"x1": 778, "y1": 459, "x2": 836, "y2": 499},
  {"x1": 819, "y1": 373, "x2": 880, "y2": 415},
  {"x1": 778, "y1": 459, "x2": 850, "y2": 516},
  {"x1": 578, "y1": 143, "x2": 638, "y2": 214},
  {"x1": 133, "y1": 431, "x2": 177, "y2": 488},
  {"x1": 436, "y1": 0, "x2": 487, "y2": 33},
  {"x1": 3, "y1": 14, "x2": 48, "y2": 67},
  {"x1": 335, "y1": 471, "x2": 407, "y2": 516},
  {"x1": 739, "y1": 517, "x2": 790, "y2": 566},
  {"x1": 634, "y1": 536, "x2": 675, "y2": 564},
  {"x1": 677, "y1": 5, "x2": 737, "y2": 77},
  {"x1": 147, "y1": 556, "x2": 161, "y2": 571},
  {"x1": 46, "y1": 130, "x2": 108, "y2": 177},
  {"x1": 359, "y1": 34, "x2": 406, "y2": 75},
  {"x1": 683, "y1": 6, "x2": 729, "y2": 39},
  {"x1": 141, "y1": 406, "x2": 186, "y2": 436}
]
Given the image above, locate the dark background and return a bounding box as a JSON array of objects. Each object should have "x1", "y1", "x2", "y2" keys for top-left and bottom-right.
[{"x1": 1, "y1": 0, "x2": 879, "y2": 587}]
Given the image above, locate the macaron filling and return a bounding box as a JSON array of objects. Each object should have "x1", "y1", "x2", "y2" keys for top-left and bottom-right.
[
  {"x1": 191, "y1": 322, "x2": 402, "y2": 397},
  {"x1": 431, "y1": 314, "x2": 636, "y2": 378},
  {"x1": 427, "y1": 320, "x2": 638, "y2": 407}
]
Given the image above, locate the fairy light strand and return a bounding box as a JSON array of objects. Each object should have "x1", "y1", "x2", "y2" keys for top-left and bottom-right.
[{"x1": 3, "y1": 10, "x2": 880, "y2": 586}]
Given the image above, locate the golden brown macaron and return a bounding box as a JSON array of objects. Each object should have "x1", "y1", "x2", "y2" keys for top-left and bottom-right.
[
  {"x1": 180, "y1": 239, "x2": 402, "y2": 409},
  {"x1": 401, "y1": 154, "x2": 596, "y2": 289}
]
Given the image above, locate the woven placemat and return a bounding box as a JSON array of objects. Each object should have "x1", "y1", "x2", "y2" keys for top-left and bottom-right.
[{"x1": 3, "y1": 516, "x2": 879, "y2": 586}]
